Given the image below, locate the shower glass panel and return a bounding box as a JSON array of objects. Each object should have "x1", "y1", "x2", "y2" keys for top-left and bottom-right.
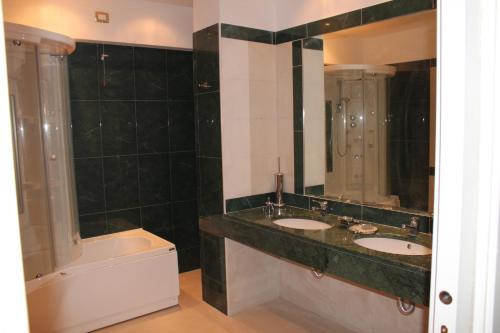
[
  {"x1": 7, "y1": 41, "x2": 54, "y2": 279},
  {"x1": 5, "y1": 23, "x2": 81, "y2": 280},
  {"x1": 324, "y1": 65, "x2": 398, "y2": 206},
  {"x1": 38, "y1": 53, "x2": 81, "y2": 268}
]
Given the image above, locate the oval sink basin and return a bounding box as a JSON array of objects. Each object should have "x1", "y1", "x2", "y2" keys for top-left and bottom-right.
[
  {"x1": 273, "y1": 218, "x2": 332, "y2": 230},
  {"x1": 354, "y1": 237, "x2": 431, "y2": 256}
]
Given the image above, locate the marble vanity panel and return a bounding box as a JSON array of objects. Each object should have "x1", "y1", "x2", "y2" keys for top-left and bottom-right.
[
  {"x1": 225, "y1": 239, "x2": 281, "y2": 315},
  {"x1": 201, "y1": 231, "x2": 227, "y2": 314},
  {"x1": 279, "y1": 260, "x2": 428, "y2": 333},
  {"x1": 194, "y1": 24, "x2": 224, "y2": 217}
]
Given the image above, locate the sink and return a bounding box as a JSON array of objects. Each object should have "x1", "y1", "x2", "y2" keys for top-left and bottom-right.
[
  {"x1": 354, "y1": 237, "x2": 431, "y2": 256},
  {"x1": 273, "y1": 218, "x2": 332, "y2": 230}
]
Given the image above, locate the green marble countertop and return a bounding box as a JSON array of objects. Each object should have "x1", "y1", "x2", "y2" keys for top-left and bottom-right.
[
  {"x1": 226, "y1": 206, "x2": 432, "y2": 274},
  {"x1": 200, "y1": 205, "x2": 432, "y2": 305}
]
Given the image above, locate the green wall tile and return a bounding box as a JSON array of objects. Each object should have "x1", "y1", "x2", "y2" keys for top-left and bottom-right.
[{"x1": 221, "y1": 23, "x2": 274, "y2": 44}]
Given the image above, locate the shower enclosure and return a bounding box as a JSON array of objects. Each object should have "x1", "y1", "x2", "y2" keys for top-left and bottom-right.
[
  {"x1": 5, "y1": 22, "x2": 181, "y2": 333},
  {"x1": 5, "y1": 22, "x2": 81, "y2": 280},
  {"x1": 324, "y1": 64, "x2": 399, "y2": 206}
]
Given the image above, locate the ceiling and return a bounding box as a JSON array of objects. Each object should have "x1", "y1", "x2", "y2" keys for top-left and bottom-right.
[{"x1": 144, "y1": 0, "x2": 193, "y2": 7}]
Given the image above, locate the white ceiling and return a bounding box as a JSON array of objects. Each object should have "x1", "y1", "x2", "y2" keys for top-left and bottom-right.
[{"x1": 144, "y1": 0, "x2": 193, "y2": 7}]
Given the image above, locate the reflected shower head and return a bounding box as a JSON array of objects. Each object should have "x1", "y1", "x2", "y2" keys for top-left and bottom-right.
[{"x1": 336, "y1": 97, "x2": 350, "y2": 113}]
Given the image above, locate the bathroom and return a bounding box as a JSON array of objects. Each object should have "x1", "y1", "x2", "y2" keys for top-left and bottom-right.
[{"x1": 0, "y1": 0, "x2": 499, "y2": 332}]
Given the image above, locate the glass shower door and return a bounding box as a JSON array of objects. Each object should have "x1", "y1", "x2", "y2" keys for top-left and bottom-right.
[
  {"x1": 38, "y1": 52, "x2": 82, "y2": 268},
  {"x1": 6, "y1": 38, "x2": 82, "y2": 280},
  {"x1": 7, "y1": 41, "x2": 55, "y2": 280}
]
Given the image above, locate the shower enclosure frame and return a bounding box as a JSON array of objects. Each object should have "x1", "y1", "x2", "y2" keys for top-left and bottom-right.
[{"x1": 5, "y1": 22, "x2": 81, "y2": 280}]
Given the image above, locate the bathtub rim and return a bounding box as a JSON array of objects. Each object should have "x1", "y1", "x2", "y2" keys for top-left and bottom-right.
[{"x1": 25, "y1": 228, "x2": 176, "y2": 292}]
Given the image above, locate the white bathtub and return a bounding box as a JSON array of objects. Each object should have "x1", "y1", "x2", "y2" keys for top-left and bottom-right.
[{"x1": 26, "y1": 229, "x2": 179, "y2": 333}]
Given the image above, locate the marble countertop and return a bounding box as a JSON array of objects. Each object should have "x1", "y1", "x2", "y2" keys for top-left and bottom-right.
[
  {"x1": 200, "y1": 205, "x2": 432, "y2": 305},
  {"x1": 225, "y1": 206, "x2": 432, "y2": 274}
]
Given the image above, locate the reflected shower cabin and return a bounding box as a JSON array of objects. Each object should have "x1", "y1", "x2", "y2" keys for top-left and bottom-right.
[{"x1": 324, "y1": 64, "x2": 399, "y2": 206}]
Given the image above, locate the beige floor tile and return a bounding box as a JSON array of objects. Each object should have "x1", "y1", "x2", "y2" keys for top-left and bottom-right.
[{"x1": 97, "y1": 269, "x2": 354, "y2": 333}]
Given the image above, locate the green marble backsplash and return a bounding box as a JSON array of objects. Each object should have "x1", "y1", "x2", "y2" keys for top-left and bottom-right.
[{"x1": 226, "y1": 192, "x2": 432, "y2": 233}]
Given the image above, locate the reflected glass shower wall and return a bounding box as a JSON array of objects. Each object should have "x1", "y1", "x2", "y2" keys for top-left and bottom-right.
[
  {"x1": 6, "y1": 38, "x2": 81, "y2": 280},
  {"x1": 324, "y1": 67, "x2": 398, "y2": 207}
]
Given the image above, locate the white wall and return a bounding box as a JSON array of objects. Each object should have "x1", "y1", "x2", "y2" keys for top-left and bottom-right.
[
  {"x1": 224, "y1": 240, "x2": 429, "y2": 332},
  {"x1": 193, "y1": 0, "x2": 219, "y2": 32},
  {"x1": 276, "y1": 43, "x2": 295, "y2": 193},
  {"x1": 193, "y1": 0, "x2": 275, "y2": 32},
  {"x1": 225, "y1": 239, "x2": 281, "y2": 315},
  {"x1": 303, "y1": 47, "x2": 326, "y2": 188},
  {"x1": 220, "y1": 0, "x2": 276, "y2": 32},
  {"x1": 3, "y1": 0, "x2": 193, "y2": 49},
  {"x1": 279, "y1": 260, "x2": 428, "y2": 333},
  {"x1": 220, "y1": 37, "x2": 279, "y2": 201},
  {"x1": 194, "y1": 0, "x2": 389, "y2": 32}
]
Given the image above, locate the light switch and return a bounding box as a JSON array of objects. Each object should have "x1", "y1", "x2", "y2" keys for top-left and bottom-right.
[{"x1": 95, "y1": 11, "x2": 110, "y2": 24}]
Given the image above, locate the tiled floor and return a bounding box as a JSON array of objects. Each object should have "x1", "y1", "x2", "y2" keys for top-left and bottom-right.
[{"x1": 97, "y1": 269, "x2": 354, "y2": 333}]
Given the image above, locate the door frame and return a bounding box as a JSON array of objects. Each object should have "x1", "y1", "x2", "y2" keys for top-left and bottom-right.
[{"x1": 430, "y1": 0, "x2": 500, "y2": 331}]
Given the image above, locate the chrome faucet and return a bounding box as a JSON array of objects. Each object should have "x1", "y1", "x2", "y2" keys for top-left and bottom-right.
[
  {"x1": 312, "y1": 200, "x2": 328, "y2": 216},
  {"x1": 402, "y1": 217, "x2": 419, "y2": 237},
  {"x1": 263, "y1": 197, "x2": 274, "y2": 218}
]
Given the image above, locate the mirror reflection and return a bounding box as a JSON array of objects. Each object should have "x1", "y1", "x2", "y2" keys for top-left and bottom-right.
[{"x1": 302, "y1": 10, "x2": 436, "y2": 214}]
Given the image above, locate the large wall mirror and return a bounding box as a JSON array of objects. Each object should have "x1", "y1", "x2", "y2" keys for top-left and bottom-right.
[{"x1": 298, "y1": 9, "x2": 436, "y2": 215}]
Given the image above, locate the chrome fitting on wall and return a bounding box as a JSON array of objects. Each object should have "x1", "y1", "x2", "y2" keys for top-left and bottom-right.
[
  {"x1": 396, "y1": 297, "x2": 415, "y2": 315},
  {"x1": 310, "y1": 268, "x2": 324, "y2": 279}
]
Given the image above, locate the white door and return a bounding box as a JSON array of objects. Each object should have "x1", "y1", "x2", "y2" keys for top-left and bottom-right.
[{"x1": 430, "y1": 0, "x2": 500, "y2": 331}]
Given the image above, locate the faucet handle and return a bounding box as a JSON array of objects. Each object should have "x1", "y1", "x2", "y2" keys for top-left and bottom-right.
[
  {"x1": 402, "y1": 217, "x2": 419, "y2": 228},
  {"x1": 402, "y1": 217, "x2": 419, "y2": 236},
  {"x1": 263, "y1": 197, "x2": 274, "y2": 217},
  {"x1": 338, "y1": 216, "x2": 354, "y2": 227},
  {"x1": 312, "y1": 200, "x2": 328, "y2": 210}
]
